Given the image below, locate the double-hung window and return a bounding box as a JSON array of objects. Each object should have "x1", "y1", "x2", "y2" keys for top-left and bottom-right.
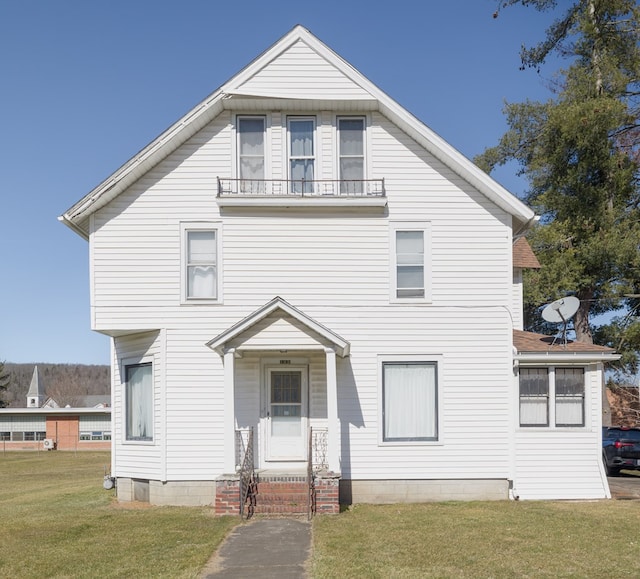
[
  {"x1": 519, "y1": 367, "x2": 585, "y2": 427},
  {"x1": 338, "y1": 117, "x2": 365, "y2": 194},
  {"x1": 125, "y1": 362, "x2": 153, "y2": 442},
  {"x1": 555, "y1": 368, "x2": 585, "y2": 426},
  {"x1": 390, "y1": 222, "x2": 431, "y2": 301},
  {"x1": 288, "y1": 117, "x2": 315, "y2": 194},
  {"x1": 382, "y1": 361, "x2": 438, "y2": 442},
  {"x1": 182, "y1": 223, "x2": 220, "y2": 302},
  {"x1": 237, "y1": 116, "x2": 265, "y2": 193}
]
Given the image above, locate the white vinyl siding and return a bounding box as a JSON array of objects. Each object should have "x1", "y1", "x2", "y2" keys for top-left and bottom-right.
[
  {"x1": 514, "y1": 363, "x2": 605, "y2": 500},
  {"x1": 92, "y1": 108, "x2": 515, "y2": 483},
  {"x1": 112, "y1": 332, "x2": 163, "y2": 480}
]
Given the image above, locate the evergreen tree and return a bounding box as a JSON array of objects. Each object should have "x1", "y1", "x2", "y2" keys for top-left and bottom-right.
[
  {"x1": 477, "y1": 1, "x2": 640, "y2": 368},
  {"x1": 0, "y1": 361, "x2": 10, "y2": 408}
]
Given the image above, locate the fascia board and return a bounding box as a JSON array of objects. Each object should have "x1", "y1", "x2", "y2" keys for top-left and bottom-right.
[
  {"x1": 517, "y1": 352, "x2": 621, "y2": 364},
  {"x1": 206, "y1": 297, "x2": 350, "y2": 357},
  {"x1": 0, "y1": 408, "x2": 111, "y2": 415},
  {"x1": 60, "y1": 91, "x2": 226, "y2": 232}
]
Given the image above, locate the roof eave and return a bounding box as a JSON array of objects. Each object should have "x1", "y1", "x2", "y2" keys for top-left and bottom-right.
[
  {"x1": 517, "y1": 352, "x2": 621, "y2": 364},
  {"x1": 61, "y1": 24, "x2": 535, "y2": 236}
]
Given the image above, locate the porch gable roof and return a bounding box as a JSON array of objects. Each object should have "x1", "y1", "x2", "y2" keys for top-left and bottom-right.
[{"x1": 206, "y1": 296, "x2": 350, "y2": 357}]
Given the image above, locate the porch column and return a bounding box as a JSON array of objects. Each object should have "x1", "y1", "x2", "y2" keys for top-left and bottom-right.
[
  {"x1": 325, "y1": 347, "x2": 340, "y2": 473},
  {"x1": 223, "y1": 348, "x2": 237, "y2": 474}
]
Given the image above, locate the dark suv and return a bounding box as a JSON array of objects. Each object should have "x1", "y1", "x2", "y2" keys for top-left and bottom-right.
[{"x1": 602, "y1": 426, "x2": 640, "y2": 476}]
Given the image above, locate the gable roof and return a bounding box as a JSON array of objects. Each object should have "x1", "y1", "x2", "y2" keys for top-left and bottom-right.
[
  {"x1": 206, "y1": 296, "x2": 350, "y2": 357},
  {"x1": 59, "y1": 25, "x2": 535, "y2": 239}
]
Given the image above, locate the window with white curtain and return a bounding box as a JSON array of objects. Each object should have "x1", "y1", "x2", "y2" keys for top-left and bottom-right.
[
  {"x1": 338, "y1": 117, "x2": 365, "y2": 194},
  {"x1": 125, "y1": 363, "x2": 153, "y2": 442},
  {"x1": 519, "y1": 368, "x2": 549, "y2": 426},
  {"x1": 555, "y1": 368, "x2": 585, "y2": 426},
  {"x1": 519, "y1": 367, "x2": 585, "y2": 428},
  {"x1": 238, "y1": 116, "x2": 265, "y2": 193},
  {"x1": 181, "y1": 223, "x2": 221, "y2": 303},
  {"x1": 288, "y1": 117, "x2": 315, "y2": 193},
  {"x1": 382, "y1": 362, "x2": 438, "y2": 442}
]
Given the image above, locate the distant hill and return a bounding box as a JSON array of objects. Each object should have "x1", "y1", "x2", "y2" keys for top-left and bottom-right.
[{"x1": 2, "y1": 363, "x2": 110, "y2": 408}]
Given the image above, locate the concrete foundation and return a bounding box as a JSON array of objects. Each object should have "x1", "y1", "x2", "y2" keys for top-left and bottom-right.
[
  {"x1": 340, "y1": 478, "x2": 509, "y2": 504},
  {"x1": 116, "y1": 477, "x2": 216, "y2": 506}
]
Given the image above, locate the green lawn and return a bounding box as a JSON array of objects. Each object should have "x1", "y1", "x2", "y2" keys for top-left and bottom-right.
[
  {"x1": 3, "y1": 452, "x2": 640, "y2": 578},
  {"x1": 312, "y1": 500, "x2": 640, "y2": 578},
  {"x1": 0, "y1": 452, "x2": 236, "y2": 578}
]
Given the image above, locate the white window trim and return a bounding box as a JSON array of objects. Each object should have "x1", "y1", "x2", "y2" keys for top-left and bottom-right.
[
  {"x1": 518, "y1": 365, "x2": 588, "y2": 429},
  {"x1": 377, "y1": 354, "x2": 443, "y2": 446},
  {"x1": 389, "y1": 221, "x2": 432, "y2": 304},
  {"x1": 180, "y1": 222, "x2": 223, "y2": 305},
  {"x1": 233, "y1": 114, "x2": 271, "y2": 183},
  {"x1": 121, "y1": 355, "x2": 155, "y2": 446}
]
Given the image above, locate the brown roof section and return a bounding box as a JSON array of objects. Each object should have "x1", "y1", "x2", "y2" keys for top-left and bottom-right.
[
  {"x1": 513, "y1": 237, "x2": 541, "y2": 269},
  {"x1": 514, "y1": 329, "x2": 615, "y2": 354}
]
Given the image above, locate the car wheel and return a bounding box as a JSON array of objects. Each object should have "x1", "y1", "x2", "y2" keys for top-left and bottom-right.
[{"x1": 604, "y1": 459, "x2": 620, "y2": 477}]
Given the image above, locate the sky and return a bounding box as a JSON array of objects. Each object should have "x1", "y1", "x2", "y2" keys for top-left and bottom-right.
[{"x1": 0, "y1": 0, "x2": 565, "y2": 365}]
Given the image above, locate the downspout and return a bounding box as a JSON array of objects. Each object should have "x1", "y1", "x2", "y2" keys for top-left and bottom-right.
[{"x1": 509, "y1": 346, "x2": 520, "y2": 500}]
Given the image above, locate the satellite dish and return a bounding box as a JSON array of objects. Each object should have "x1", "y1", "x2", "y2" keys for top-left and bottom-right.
[
  {"x1": 541, "y1": 296, "x2": 580, "y2": 347},
  {"x1": 542, "y1": 296, "x2": 580, "y2": 324}
]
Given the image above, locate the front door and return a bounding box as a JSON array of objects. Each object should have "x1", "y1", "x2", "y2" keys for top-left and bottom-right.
[{"x1": 265, "y1": 367, "x2": 307, "y2": 462}]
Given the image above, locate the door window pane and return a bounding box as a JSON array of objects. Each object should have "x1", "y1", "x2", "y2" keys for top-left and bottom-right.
[{"x1": 271, "y1": 372, "x2": 302, "y2": 437}]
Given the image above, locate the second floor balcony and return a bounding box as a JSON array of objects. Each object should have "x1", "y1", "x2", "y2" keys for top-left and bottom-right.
[
  {"x1": 217, "y1": 177, "x2": 385, "y2": 198},
  {"x1": 216, "y1": 177, "x2": 387, "y2": 210}
]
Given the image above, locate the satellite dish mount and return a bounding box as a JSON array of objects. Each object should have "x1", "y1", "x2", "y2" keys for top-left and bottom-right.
[{"x1": 541, "y1": 296, "x2": 580, "y2": 347}]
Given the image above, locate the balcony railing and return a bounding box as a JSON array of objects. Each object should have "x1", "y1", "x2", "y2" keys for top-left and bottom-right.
[{"x1": 217, "y1": 177, "x2": 385, "y2": 198}]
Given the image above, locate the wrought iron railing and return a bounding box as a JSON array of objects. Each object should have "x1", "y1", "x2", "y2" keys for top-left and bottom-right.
[
  {"x1": 307, "y1": 427, "x2": 329, "y2": 520},
  {"x1": 311, "y1": 427, "x2": 329, "y2": 472},
  {"x1": 237, "y1": 428, "x2": 257, "y2": 519},
  {"x1": 217, "y1": 177, "x2": 385, "y2": 198}
]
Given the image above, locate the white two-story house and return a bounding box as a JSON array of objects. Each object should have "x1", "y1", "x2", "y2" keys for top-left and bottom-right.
[{"x1": 60, "y1": 25, "x2": 618, "y2": 513}]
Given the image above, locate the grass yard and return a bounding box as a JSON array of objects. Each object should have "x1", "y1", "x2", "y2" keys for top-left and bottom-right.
[
  {"x1": 312, "y1": 500, "x2": 640, "y2": 578},
  {"x1": 0, "y1": 452, "x2": 237, "y2": 579},
  {"x1": 4, "y1": 453, "x2": 640, "y2": 579}
]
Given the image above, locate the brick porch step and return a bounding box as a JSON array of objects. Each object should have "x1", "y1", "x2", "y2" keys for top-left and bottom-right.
[{"x1": 253, "y1": 477, "x2": 310, "y2": 515}]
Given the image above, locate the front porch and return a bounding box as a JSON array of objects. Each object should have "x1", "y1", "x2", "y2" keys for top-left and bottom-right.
[
  {"x1": 206, "y1": 297, "x2": 349, "y2": 517},
  {"x1": 215, "y1": 427, "x2": 340, "y2": 517}
]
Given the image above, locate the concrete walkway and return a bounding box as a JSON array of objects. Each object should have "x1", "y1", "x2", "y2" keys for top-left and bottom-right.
[{"x1": 200, "y1": 518, "x2": 312, "y2": 578}]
